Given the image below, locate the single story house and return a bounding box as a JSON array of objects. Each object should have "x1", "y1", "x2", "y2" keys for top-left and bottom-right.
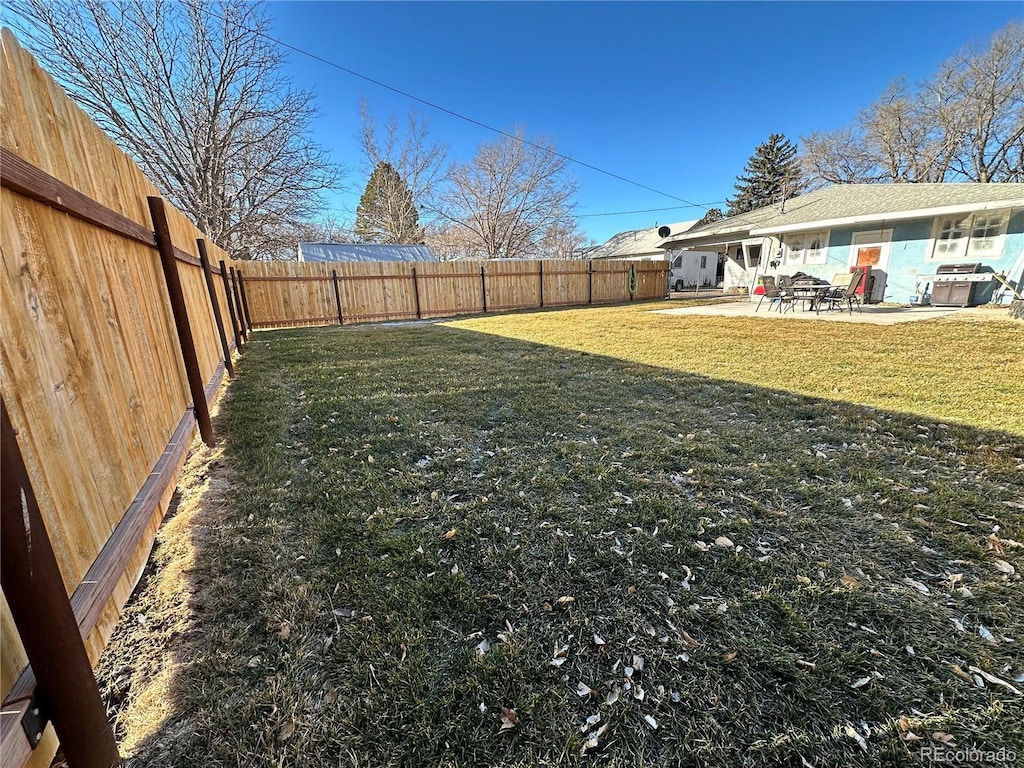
[
  {"x1": 297, "y1": 243, "x2": 438, "y2": 262},
  {"x1": 587, "y1": 221, "x2": 722, "y2": 290},
  {"x1": 656, "y1": 184, "x2": 1024, "y2": 304}
]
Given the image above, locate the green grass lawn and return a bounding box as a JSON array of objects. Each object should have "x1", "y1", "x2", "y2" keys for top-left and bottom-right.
[{"x1": 99, "y1": 303, "x2": 1023, "y2": 767}]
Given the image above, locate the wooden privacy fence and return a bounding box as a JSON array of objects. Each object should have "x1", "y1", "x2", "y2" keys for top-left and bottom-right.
[
  {"x1": 237, "y1": 257, "x2": 668, "y2": 328},
  {"x1": 0, "y1": 31, "x2": 249, "y2": 768}
]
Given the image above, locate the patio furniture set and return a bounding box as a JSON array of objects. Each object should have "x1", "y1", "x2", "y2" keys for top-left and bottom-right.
[{"x1": 755, "y1": 270, "x2": 865, "y2": 315}]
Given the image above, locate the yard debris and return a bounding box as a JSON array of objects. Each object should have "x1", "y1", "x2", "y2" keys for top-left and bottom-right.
[
  {"x1": 581, "y1": 713, "x2": 601, "y2": 732},
  {"x1": 442, "y1": 528, "x2": 457, "y2": 539},
  {"x1": 967, "y1": 666, "x2": 1023, "y2": 695},
  {"x1": 605, "y1": 687, "x2": 620, "y2": 705},
  {"x1": 992, "y1": 558, "x2": 1016, "y2": 575},
  {"x1": 275, "y1": 621, "x2": 291, "y2": 640},
  {"x1": 840, "y1": 574, "x2": 860, "y2": 590},
  {"x1": 714, "y1": 535, "x2": 735, "y2": 549},
  {"x1": 556, "y1": 595, "x2": 575, "y2": 605},
  {"x1": 642, "y1": 714, "x2": 658, "y2": 730},
  {"x1": 593, "y1": 633, "x2": 606, "y2": 647},
  {"x1": 576, "y1": 681, "x2": 595, "y2": 697},
  {"x1": 246, "y1": 656, "x2": 260, "y2": 668},
  {"x1": 902, "y1": 578, "x2": 931, "y2": 595},
  {"x1": 844, "y1": 724, "x2": 869, "y2": 752},
  {"x1": 499, "y1": 707, "x2": 518, "y2": 732},
  {"x1": 978, "y1": 625, "x2": 997, "y2": 644},
  {"x1": 278, "y1": 722, "x2": 296, "y2": 742},
  {"x1": 476, "y1": 638, "x2": 491, "y2": 657},
  {"x1": 850, "y1": 677, "x2": 871, "y2": 689}
]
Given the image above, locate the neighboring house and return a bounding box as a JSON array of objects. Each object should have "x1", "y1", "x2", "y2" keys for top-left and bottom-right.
[
  {"x1": 297, "y1": 243, "x2": 438, "y2": 262},
  {"x1": 588, "y1": 221, "x2": 722, "y2": 290},
  {"x1": 656, "y1": 184, "x2": 1024, "y2": 304}
]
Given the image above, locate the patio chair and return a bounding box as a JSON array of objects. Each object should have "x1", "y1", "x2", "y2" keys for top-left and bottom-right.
[
  {"x1": 816, "y1": 271, "x2": 864, "y2": 314},
  {"x1": 756, "y1": 276, "x2": 796, "y2": 313}
]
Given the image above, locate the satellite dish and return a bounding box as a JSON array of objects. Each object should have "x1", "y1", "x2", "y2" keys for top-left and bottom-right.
[{"x1": 657, "y1": 226, "x2": 671, "y2": 238}]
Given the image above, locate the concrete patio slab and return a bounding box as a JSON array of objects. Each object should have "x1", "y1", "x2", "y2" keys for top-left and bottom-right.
[{"x1": 651, "y1": 299, "x2": 974, "y2": 324}]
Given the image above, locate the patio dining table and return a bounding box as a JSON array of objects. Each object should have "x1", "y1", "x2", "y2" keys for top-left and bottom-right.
[{"x1": 789, "y1": 281, "x2": 833, "y2": 312}]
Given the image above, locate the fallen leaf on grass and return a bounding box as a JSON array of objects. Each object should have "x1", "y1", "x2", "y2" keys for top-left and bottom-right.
[
  {"x1": 986, "y1": 533, "x2": 1005, "y2": 555},
  {"x1": 442, "y1": 528, "x2": 457, "y2": 540},
  {"x1": 278, "y1": 722, "x2": 295, "y2": 742},
  {"x1": 643, "y1": 714, "x2": 658, "y2": 730},
  {"x1": 840, "y1": 574, "x2": 860, "y2": 589},
  {"x1": 556, "y1": 595, "x2": 575, "y2": 605},
  {"x1": 593, "y1": 633, "x2": 606, "y2": 647},
  {"x1": 499, "y1": 707, "x2": 518, "y2": 733},
  {"x1": 949, "y1": 664, "x2": 975, "y2": 684},
  {"x1": 247, "y1": 656, "x2": 261, "y2": 668},
  {"x1": 605, "y1": 687, "x2": 620, "y2": 705},
  {"x1": 680, "y1": 629, "x2": 701, "y2": 648},
  {"x1": 992, "y1": 559, "x2": 1015, "y2": 575},
  {"x1": 276, "y1": 622, "x2": 291, "y2": 640},
  {"x1": 576, "y1": 682, "x2": 595, "y2": 697},
  {"x1": 978, "y1": 626, "x2": 997, "y2": 644},
  {"x1": 967, "y1": 665, "x2": 1023, "y2": 695},
  {"x1": 476, "y1": 638, "x2": 491, "y2": 657},
  {"x1": 850, "y1": 677, "x2": 871, "y2": 689},
  {"x1": 844, "y1": 724, "x2": 868, "y2": 752},
  {"x1": 931, "y1": 732, "x2": 956, "y2": 746},
  {"x1": 580, "y1": 713, "x2": 601, "y2": 732},
  {"x1": 714, "y1": 535, "x2": 734, "y2": 549},
  {"x1": 902, "y1": 578, "x2": 931, "y2": 595}
]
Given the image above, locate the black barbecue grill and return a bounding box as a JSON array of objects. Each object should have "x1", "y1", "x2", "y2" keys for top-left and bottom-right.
[{"x1": 930, "y1": 263, "x2": 989, "y2": 307}]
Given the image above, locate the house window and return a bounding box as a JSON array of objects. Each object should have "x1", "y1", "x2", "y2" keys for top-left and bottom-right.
[
  {"x1": 700, "y1": 254, "x2": 708, "y2": 269},
  {"x1": 784, "y1": 230, "x2": 829, "y2": 265},
  {"x1": 930, "y1": 211, "x2": 1009, "y2": 260},
  {"x1": 932, "y1": 215, "x2": 971, "y2": 260},
  {"x1": 969, "y1": 212, "x2": 1009, "y2": 256}
]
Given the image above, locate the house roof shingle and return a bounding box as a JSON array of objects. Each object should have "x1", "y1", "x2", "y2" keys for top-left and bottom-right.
[
  {"x1": 661, "y1": 183, "x2": 1024, "y2": 249},
  {"x1": 589, "y1": 220, "x2": 698, "y2": 259}
]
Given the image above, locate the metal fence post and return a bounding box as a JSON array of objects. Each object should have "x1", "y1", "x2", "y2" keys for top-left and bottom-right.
[
  {"x1": 332, "y1": 270, "x2": 344, "y2": 325},
  {"x1": 1, "y1": 402, "x2": 121, "y2": 768},
  {"x1": 480, "y1": 265, "x2": 488, "y2": 312},
  {"x1": 411, "y1": 267, "x2": 422, "y2": 319},
  {"x1": 147, "y1": 197, "x2": 214, "y2": 447},
  {"x1": 220, "y1": 259, "x2": 243, "y2": 349},
  {"x1": 197, "y1": 240, "x2": 233, "y2": 377}
]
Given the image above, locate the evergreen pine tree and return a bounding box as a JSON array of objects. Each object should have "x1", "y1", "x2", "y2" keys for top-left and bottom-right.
[
  {"x1": 354, "y1": 161, "x2": 423, "y2": 243},
  {"x1": 726, "y1": 134, "x2": 803, "y2": 216}
]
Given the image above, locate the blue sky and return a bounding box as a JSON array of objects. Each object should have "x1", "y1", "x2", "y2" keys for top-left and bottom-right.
[{"x1": 269, "y1": 1, "x2": 1021, "y2": 244}]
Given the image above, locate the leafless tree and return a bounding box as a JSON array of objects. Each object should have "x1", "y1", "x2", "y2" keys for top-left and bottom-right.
[
  {"x1": 358, "y1": 100, "x2": 448, "y2": 237},
  {"x1": 7, "y1": 0, "x2": 341, "y2": 259},
  {"x1": 801, "y1": 21, "x2": 1024, "y2": 185},
  {"x1": 537, "y1": 222, "x2": 594, "y2": 259},
  {"x1": 440, "y1": 127, "x2": 580, "y2": 260}
]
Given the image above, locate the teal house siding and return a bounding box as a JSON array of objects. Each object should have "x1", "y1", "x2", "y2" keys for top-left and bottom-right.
[{"x1": 792, "y1": 207, "x2": 1023, "y2": 302}]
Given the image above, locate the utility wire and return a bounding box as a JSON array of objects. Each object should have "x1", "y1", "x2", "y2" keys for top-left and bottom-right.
[
  {"x1": 214, "y1": 9, "x2": 710, "y2": 211},
  {"x1": 578, "y1": 203, "x2": 727, "y2": 218}
]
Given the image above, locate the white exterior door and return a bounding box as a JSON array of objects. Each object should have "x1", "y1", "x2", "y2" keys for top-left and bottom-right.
[{"x1": 849, "y1": 229, "x2": 892, "y2": 302}]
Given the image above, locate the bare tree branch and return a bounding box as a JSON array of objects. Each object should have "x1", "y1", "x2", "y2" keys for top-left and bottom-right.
[{"x1": 7, "y1": 0, "x2": 343, "y2": 259}]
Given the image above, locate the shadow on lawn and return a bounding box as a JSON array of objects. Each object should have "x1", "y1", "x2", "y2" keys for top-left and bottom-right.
[{"x1": 98, "y1": 324, "x2": 1024, "y2": 768}]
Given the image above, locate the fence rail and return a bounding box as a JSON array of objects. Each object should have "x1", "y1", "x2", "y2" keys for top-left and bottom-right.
[{"x1": 237, "y1": 258, "x2": 668, "y2": 328}]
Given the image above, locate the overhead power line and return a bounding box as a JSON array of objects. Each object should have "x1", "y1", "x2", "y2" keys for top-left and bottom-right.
[
  {"x1": 578, "y1": 203, "x2": 727, "y2": 218},
  {"x1": 208, "y1": 8, "x2": 711, "y2": 211}
]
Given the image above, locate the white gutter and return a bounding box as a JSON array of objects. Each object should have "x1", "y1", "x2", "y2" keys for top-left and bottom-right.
[{"x1": 748, "y1": 200, "x2": 1024, "y2": 236}]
